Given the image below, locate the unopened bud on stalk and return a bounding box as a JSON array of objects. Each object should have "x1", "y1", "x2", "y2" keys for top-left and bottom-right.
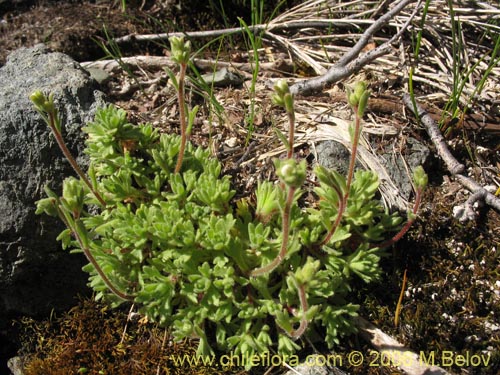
[
  {"x1": 354, "y1": 81, "x2": 367, "y2": 99},
  {"x1": 272, "y1": 79, "x2": 294, "y2": 114},
  {"x1": 357, "y1": 90, "x2": 370, "y2": 118},
  {"x1": 30, "y1": 90, "x2": 56, "y2": 114},
  {"x1": 412, "y1": 165, "x2": 428, "y2": 190},
  {"x1": 275, "y1": 158, "x2": 306, "y2": 189},
  {"x1": 62, "y1": 177, "x2": 85, "y2": 217},
  {"x1": 169, "y1": 36, "x2": 191, "y2": 65},
  {"x1": 346, "y1": 81, "x2": 370, "y2": 117},
  {"x1": 29, "y1": 90, "x2": 46, "y2": 108}
]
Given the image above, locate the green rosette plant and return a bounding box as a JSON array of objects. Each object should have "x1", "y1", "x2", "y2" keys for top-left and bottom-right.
[{"x1": 32, "y1": 76, "x2": 426, "y2": 364}]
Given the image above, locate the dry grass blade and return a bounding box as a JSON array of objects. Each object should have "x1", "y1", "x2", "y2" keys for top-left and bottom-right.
[
  {"x1": 410, "y1": 1, "x2": 500, "y2": 105},
  {"x1": 267, "y1": 0, "x2": 499, "y2": 115},
  {"x1": 267, "y1": 0, "x2": 417, "y2": 69}
]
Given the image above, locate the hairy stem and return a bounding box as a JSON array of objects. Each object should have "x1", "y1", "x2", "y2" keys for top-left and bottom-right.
[
  {"x1": 48, "y1": 112, "x2": 107, "y2": 207},
  {"x1": 320, "y1": 110, "x2": 361, "y2": 247},
  {"x1": 346, "y1": 110, "x2": 361, "y2": 194},
  {"x1": 76, "y1": 236, "x2": 135, "y2": 301},
  {"x1": 289, "y1": 282, "x2": 309, "y2": 339},
  {"x1": 55, "y1": 205, "x2": 133, "y2": 301},
  {"x1": 320, "y1": 192, "x2": 346, "y2": 247},
  {"x1": 286, "y1": 110, "x2": 295, "y2": 159},
  {"x1": 174, "y1": 62, "x2": 188, "y2": 174},
  {"x1": 250, "y1": 186, "x2": 296, "y2": 277}
]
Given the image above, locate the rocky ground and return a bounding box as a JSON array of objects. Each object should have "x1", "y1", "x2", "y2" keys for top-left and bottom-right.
[{"x1": 1, "y1": 1, "x2": 499, "y2": 375}]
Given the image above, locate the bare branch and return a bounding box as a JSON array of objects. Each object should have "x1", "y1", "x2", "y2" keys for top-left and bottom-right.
[
  {"x1": 455, "y1": 175, "x2": 500, "y2": 212},
  {"x1": 403, "y1": 94, "x2": 465, "y2": 175},
  {"x1": 113, "y1": 19, "x2": 386, "y2": 45},
  {"x1": 113, "y1": 26, "x2": 262, "y2": 45},
  {"x1": 403, "y1": 94, "x2": 500, "y2": 216},
  {"x1": 82, "y1": 56, "x2": 175, "y2": 72},
  {"x1": 452, "y1": 188, "x2": 488, "y2": 222},
  {"x1": 81, "y1": 56, "x2": 293, "y2": 76},
  {"x1": 290, "y1": 0, "x2": 420, "y2": 96},
  {"x1": 339, "y1": 0, "x2": 416, "y2": 67}
]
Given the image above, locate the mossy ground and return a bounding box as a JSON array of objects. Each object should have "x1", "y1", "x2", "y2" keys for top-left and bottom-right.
[
  {"x1": 17, "y1": 298, "x2": 246, "y2": 375},
  {"x1": 354, "y1": 191, "x2": 500, "y2": 375}
]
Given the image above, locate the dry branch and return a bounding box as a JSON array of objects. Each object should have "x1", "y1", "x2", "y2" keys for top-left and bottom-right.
[
  {"x1": 290, "y1": 0, "x2": 420, "y2": 96},
  {"x1": 81, "y1": 56, "x2": 293, "y2": 74},
  {"x1": 82, "y1": 56, "x2": 175, "y2": 72},
  {"x1": 403, "y1": 95, "x2": 465, "y2": 175},
  {"x1": 107, "y1": 0, "x2": 500, "y2": 111},
  {"x1": 111, "y1": 0, "x2": 421, "y2": 85},
  {"x1": 403, "y1": 94, "x2": 500, "y2": 216},
  {"x1": 113, "y1": 19, "x2": 385, "y2": 45}
]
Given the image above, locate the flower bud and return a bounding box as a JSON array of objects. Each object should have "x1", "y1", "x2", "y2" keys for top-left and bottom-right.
[
  {"x1": 43, "y1": 99, "x2": 56, "y2": 115},
  {"x1": 357, "y1": 90, "x2": 370, "y2": 117},
  {"x1": 275, "y1": 159, "x2": 306, "y2": 189},
  {"x1": 35, "y1": 197, "x2": 59, "y2": 217},
  {"x1": 272, "y1": 79, "x2": 294, "y2": 113},
  {"x1": 346, "y1": 81, "x2": 370, "y2": 114},
  {"x1": 274, "y1": 79, "x2": 290, "y2": 96},
  {"x1": 412, "y1": 165, "x2": 428, "y2": 190},
  {"x1": 62, "y1": 177, "x2": 85, "y2": 217},
  {"x1": 30, "y1": 91, "x2": 57, "y2": 115},
  {"x1": 347, "y1": 92, "x2": 358, "y2": 108},
  {"x1": 271, "y1": 93, "x2": 285, "y2": 107},
  {"x1": 29, "y1": 90, "x2": 46, "y2": 108},
  {"x1": 353, "y1": 81, "x2": 367, "y2": 99},
  {"x1": 169, "y1": 36, "x2": 191, "y2": 64}
]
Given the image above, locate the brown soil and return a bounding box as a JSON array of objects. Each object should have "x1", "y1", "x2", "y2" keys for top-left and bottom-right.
[{"x1": 1, "y1": 1, "x2": 499, "y2": 375}]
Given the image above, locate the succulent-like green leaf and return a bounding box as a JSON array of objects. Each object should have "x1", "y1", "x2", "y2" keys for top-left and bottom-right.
[{"x1": 33, "y1": 98, "x2": 414, "y2": 364}]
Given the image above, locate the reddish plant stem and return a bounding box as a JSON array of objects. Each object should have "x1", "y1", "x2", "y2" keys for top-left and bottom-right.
[
  {"x1": 55, "y1": 205, "x2": 134, "y2": 301},
  {"x1": 75, "y1": 235, "x2": 135, "y2": 301},
  {"x1": 290, "y1": 282, "x2": 309, "y2": 339},
  {"x1": 346, "y1": 109, "x2": 361, "y2": 194},
  {"x1": 286, "y1": 110, "x2": 295, "y2": 159},
  {"x1": 48, "y1": 112, "x2": 107, "y2": 207},
  {"x1": 174, "y1": 62, "x2": 188, "y2": 174},
  {"x1": 320, "y1": 188, "x2": 346, "y2": 247},
  {"x1": 250, "y1": 186, "x2": 296, "y2": 277},
  {"x1": 377, "y1": 187, "x2": 423, "y2": 249},
  {"x1": 320, "y1": 110, "x2": 361, "y2": 247}
]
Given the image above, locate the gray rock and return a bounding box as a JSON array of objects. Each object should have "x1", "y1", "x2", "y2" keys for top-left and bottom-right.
[
  {"x1": 0, "y1": 44, "x2": 106, "y2": 319},
  {"x1": 200, "y1": 67, "x2": 244, "y2": 87},
  {"x1": 315, "y1": 136, "x2": 429, "y2": 205},
  {"x1": 376, "y1": 136, "x2": 430, "y2": 200},
  {"x1": 315, "y1": 140, "x2": 363, "y2": 176},
  {"x1": 84, "y1": 67, "x2": 111, "y2": 85}
]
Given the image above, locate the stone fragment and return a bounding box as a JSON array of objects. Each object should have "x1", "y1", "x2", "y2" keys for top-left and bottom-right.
[{"x1": 0, "y1": 44, "x2": 106, "y2": 319}]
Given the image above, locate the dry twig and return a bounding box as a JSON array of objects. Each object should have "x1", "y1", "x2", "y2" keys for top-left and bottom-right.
[
  {"x1": 403, "y1": 94, "x2": 500, "y2": 218},
  {"x1": 290, "y1": 0, "x2": 420, "y2": 95},
  {"x1": 404, "y1": 95, "x2": 465, "y2": 175},
  {"x1": 113, "y1": 19, "x2": 392, "y2": 45},
  {"x1": 81, "y1": 56, "x2": 293, "y2": 75}
]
